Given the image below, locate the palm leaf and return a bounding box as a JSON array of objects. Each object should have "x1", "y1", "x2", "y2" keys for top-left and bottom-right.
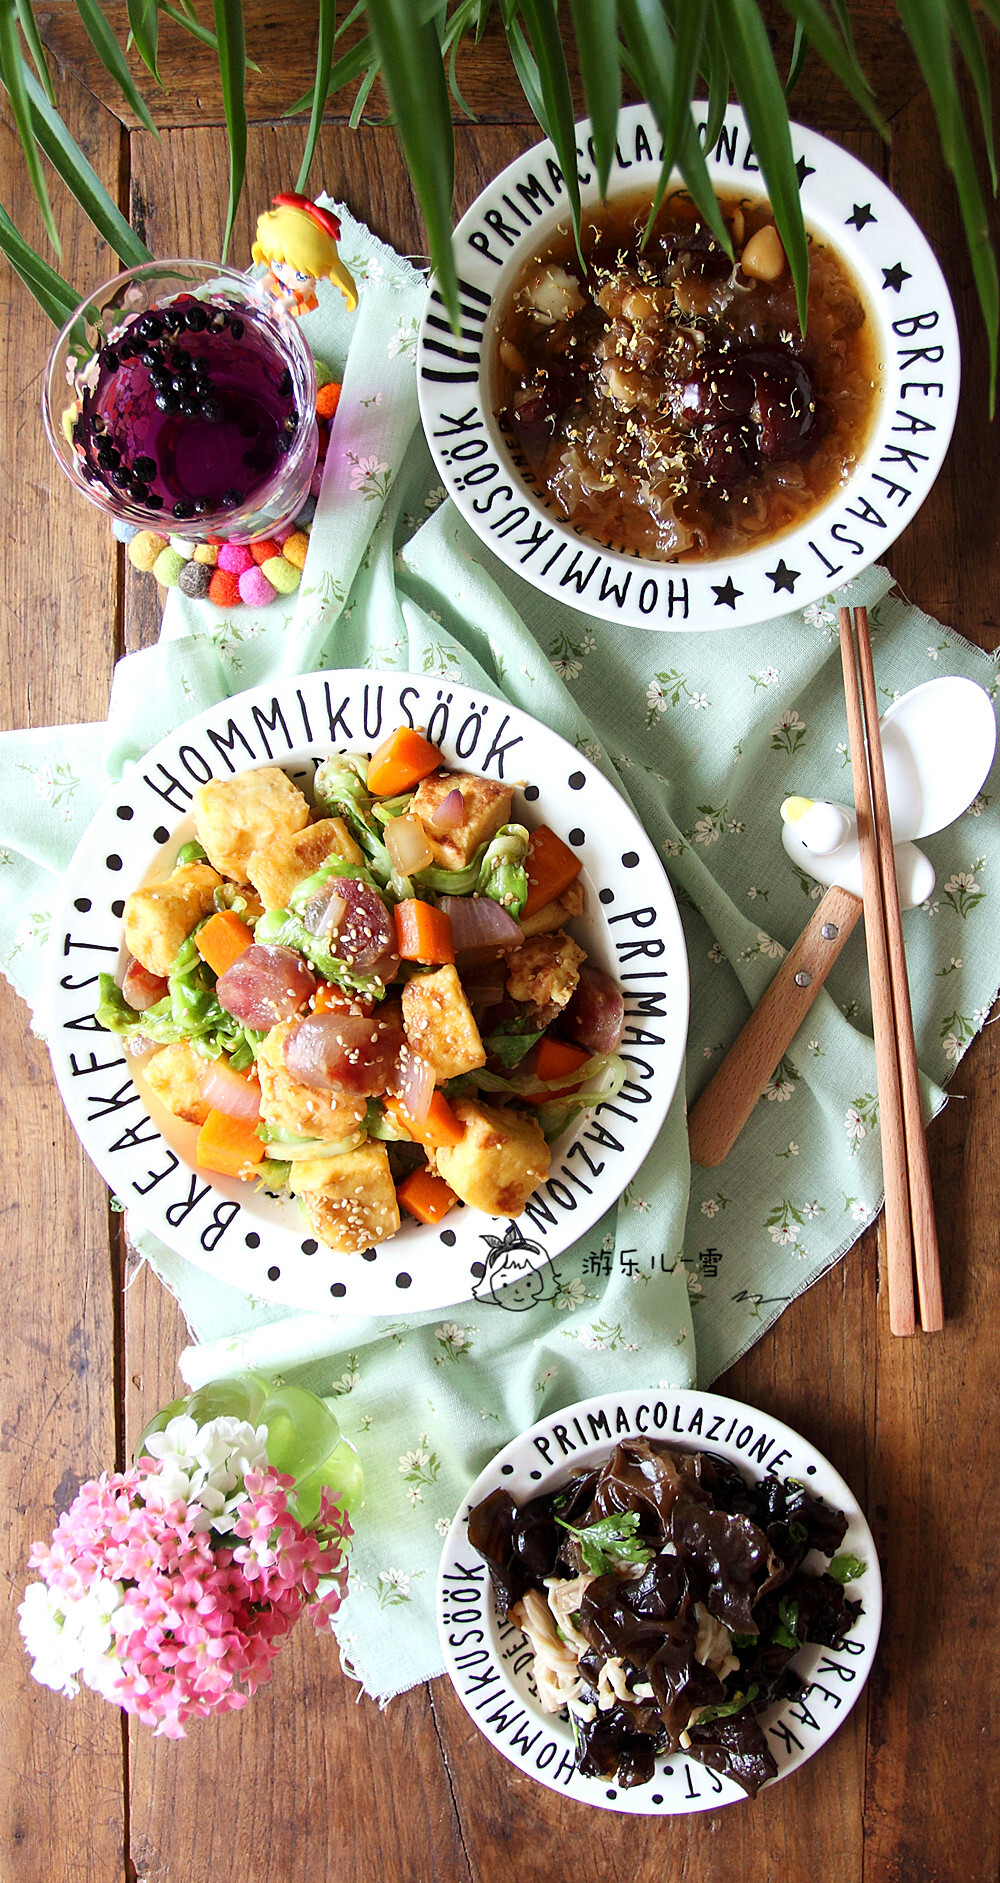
[
  {"x1": 74, "y1": 0, "x2": 159, "y2": 136},
  {"x1": 296, "y1": 0, "x2": 337, "y2": 192},
  {"x1": 775, "y1": 0, "x2": 887, "y2": 135},
  {"x1": 14, "y1": 0, "x2": 53, "y2": 104},
  {"x1": 618, "y1": 0, "x2": 731, "y2": 253},
  {"x1": 505, "y1": 16, "x2": 547, "y2": 130},
  {"x1": 895, "y1": 0, "x2": 998, "y2": 408},
  {"x1": 348, "y1": 58, "x2": 379, "y2": 127},
  {"x1": 0, "y1": 198, "x2": 78, "y2": 322},
  {"x1": 21, "y1": 63, "x2": 152, "y2": 267},
  {"x1": 0, "y1": 4, "x2": 59, "y2": 252},
  {"x1": 943, "y1": 0, "x2": 997, "y2": 192},
  {"x1": 125, "y1": 0, "x2": 160, "y2": 82},
  {"x1": 214, "y1": 0, "x2": 246, "y2": 262},
  {"x1": 568, "y1": 0, "x2": 621, "y2": 199},
  {"x1": 366, "y1": 0, "x2": 458, "y2": 321},
  {"x1": 515, "y1": 0, "x2": 581, "y2": 234},
  {"x1": 714, "y1": 0, "x2": 811, "y2": 334},
  {"x1": 700, "y1": 8, "x2": 731, "y2": 151},
  {"x1": 785, "y1": 20, "x2": 806, "y2": 98}
]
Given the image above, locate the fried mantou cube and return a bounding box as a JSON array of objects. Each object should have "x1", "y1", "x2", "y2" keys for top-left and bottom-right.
[
  {"x1": 124, "y1": 862, "x2": 222, "y2": 977},
  {"x1": 193, "y1": 768, "x2": 311, "y2": 883},
  {"x1": 257, "y1": 1021, "x2": 367, "y2": 1143},
  {"x1": 247, "y1": 816, "x2": 363, "y2": 911},
  {"x1": 433, "y1": 1099, "x2": 550, "y2": 1217},
  {"x1": 144, "y1": 1041, "x2": 211, "y2": 1126},
  {"x1": 408, "y1": 770, "x2": 513, "y2": 868},
  {"x1": 288, "y1": 1141, "x2": 401, "y2": 1254},
  {"x1": 506, "y1": 930, "x2": 586, "y2": 1018},
  {"x1": 402, "y1": 964, "x2": 486, "y2": 1081},
  {"x1": 518, "y1": 877, "x2": 585, "y2": 938}
]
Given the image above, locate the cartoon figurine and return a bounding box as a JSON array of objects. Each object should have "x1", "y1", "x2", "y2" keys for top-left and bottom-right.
[{"x1": 252, "y1": 193, "x2": 358, "y2": 316}]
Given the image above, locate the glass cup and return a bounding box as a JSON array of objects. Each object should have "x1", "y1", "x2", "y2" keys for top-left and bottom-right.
[{"x1": 43, "y1": 260, "x2": 318, "y2": 544}]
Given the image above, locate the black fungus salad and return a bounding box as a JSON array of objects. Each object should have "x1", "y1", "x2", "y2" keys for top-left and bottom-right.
[
  {"x1": 96, "y1": 724, "x2": 627, "y2": 1253},
  {"x1": 469, "y1": 1438, "x2": 865, "y2": 1797}
]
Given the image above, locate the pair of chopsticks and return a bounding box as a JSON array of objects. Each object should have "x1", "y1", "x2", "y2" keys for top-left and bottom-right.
[{"x1": 839, "y1": 606, "x2": 943, "y2": 1335}]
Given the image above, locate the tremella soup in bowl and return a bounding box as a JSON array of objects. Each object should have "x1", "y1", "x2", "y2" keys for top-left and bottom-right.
[{"x1": 416, "y1": 104, "x2": 959, "y2": 633}]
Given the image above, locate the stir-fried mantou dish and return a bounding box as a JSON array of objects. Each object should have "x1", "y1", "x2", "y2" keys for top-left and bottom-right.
[
  {"x1": 469, "y1": 1440, "x2": 865, "y2": 1797},
  {"x1": 98, "y1": 726, "x2": 627, "y2": 1254}
]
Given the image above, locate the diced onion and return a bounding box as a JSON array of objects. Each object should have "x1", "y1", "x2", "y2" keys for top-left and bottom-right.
[
  {"x1": 385, "y1": 813, "x2": 434, "y2": 875},
  {"x1": 427, "y1": 787, "x2": 465, "y2": 833},
  {"x1": 390, "y1": 1043, "x2": 435, "y2": 1124},
  {"x1": 200, "y1": 1058, "x2": 261, "y2": 1123},
  {"x1": 439, "y1": 894, "x2": 522, "y2": 961}
]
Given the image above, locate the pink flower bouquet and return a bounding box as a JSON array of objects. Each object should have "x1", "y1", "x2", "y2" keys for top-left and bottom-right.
[{"x1": 19, "y1": 1374, "x2": 361, "y2": 1738}]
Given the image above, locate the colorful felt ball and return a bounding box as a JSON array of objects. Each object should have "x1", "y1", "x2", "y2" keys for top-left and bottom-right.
[
  {"x1": 168, "y1": 534, "x2": 196, "y2": 556},
  {"x1": 208, "y1": 567, "x2": 241, "y2": 607},
  {"x1": 282, "y1": 530, "x2": 309, "y2": 569},
  {"x1": 271, "y1": 520, "x2": 296, "y2": 545},
  {"x1": 312, "y1": 358, "x2": 334, "y2": 387},
  {"x1": 127, "y1": 530, "x2": 169, "y2": 572},
  {"x1": 112, "y1": 518, "x2": 139, "y2": 544},
  {"x1": 238, "y1": 565, "x2": 276, "y2": 606},
  {"x1": 192, "y1": 543, "x2": 218, "y2": 566},
  {"x1": 178, "y1": 559, "x2": 213, "y2": 599},
  {"x1": 249, "y1": 538, "x2": 280, "y2": 566},
  {"x1": 316, "y1": 381, "x2": 342, "y2": 421},
  {"x1": 152, "y1": 547, "x2": 187, "y2": 588},
  {"x1": 260, "y1": 554, "x2": 300, "y2": 595},
  {"x1": 309, "y1": 465, "x2": 323, "y2": 498},
  {"x1": 295, "y1": 496, "x2": 317, "y2": 527},
  {"x1": 218, "y1": 542, "x2": 254, "y2": 575}
]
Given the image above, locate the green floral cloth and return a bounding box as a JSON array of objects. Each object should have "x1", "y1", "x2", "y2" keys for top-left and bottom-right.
[{"x1": 2, "y1": 210, "x2": 998, "y2": 1700}]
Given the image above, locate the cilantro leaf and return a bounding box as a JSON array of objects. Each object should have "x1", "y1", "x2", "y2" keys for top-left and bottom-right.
[
  {"x1": 556, "y1": 1510, "x2": 653, "y2": 1577},
  {"x1": 693, "y1": 1683, "x2": 759, "y2": 1725},
  {"x1": 771, "y1": 1594, "x2": 800, "y2": 1650},
  {"x1": 828, "y1": 1551, "x2": 866, "y2": 1584},
  {"x1": 485, "y1": 1028, "x2": 543, "y2": 1069}
]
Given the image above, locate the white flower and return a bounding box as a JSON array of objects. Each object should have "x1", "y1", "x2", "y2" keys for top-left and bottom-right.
[
  {"x1": 435, "y1": 1517, "x2": 451, "y2": 1536},
  {"x1": 139, "y1": 1413, "x2": 268, "y2": 1532},
  {"x1": 973, "y1": 1006, "x2": 991, "y2": 1027},
  {"x1": 845, "y1": 1106, "x2": 867, "y2": 1143},
  {"x1": 747, "y1": 886, "x2": 760, "y2": 900},
  {"x1": 555, "y1": 1277, "x2": 587, "y2": 1309},
  {"x1": 803, "y1": 601, "x2": 836, "y2": 629},
  {"x1": 646, "y1": 679, "x2": 669, "y2": 717},
  {"x1": 927, "y1": 646, "x2": 939, "y2": 660},
  {"x1": 686, "y1": 1273, "x2": 704, "y2": 1297},
  {"x1": 551, "y1": 654, "x2": 582, "y2": 681},
  {"x1": 766, "y1": 1076, "x2": 796, "y2": 1102},
  {"x1": 941, "y1": 1031, "x2": 963, "y2": 1063},
  {"x1": 850, "y1": 1200, "x2": 870, "y2": 1222},
  {"x1": 707, "y1": 942, "x2": 726, "y2": 964},
  {"x1": 387, "y1": 315, "x2": 419, "y2": 358},
  {"x1": 768, "y1": 1224, "x2": 799, "y2": 1245},
  {"x1": 348, "y1": 454, "x2": 390, "y2": 490},
  {"x1": 701, "y1": 1198, "x2": 720, "y2": 1218},
  {"x1": 762, "y1": 665, "x2": 780, "y2": 684},
  {"x1": 398, "y1": 1446, "x2": 430, "y2": 1474},
  {"x1": 802, "y1": 1201, "x2": 822, "y2": 1220},
  {"x1": 631, "y1": 1195, "x2": 651, "y2": 1213},
  {"x1": 757, "y1": 931, "x2": 786, "y2": 960},
  {"x1": 694, "y1": 817, "x2": 719, "y2": 845},
  {"x1": 944, "y1": 871, "x2": 979, "y2": 895},
  {"x1": 379, "y1": 1568, "x2": 410, "y2": 1597},
  {"x1": 436, "y1": 1322, "x2": 471, "y2": 1353},
  {"x1": 19, "y1": 1575, "x2": 124, "y2": 1700},
  {"x1": 922, "y1": 900, "x2": 941, "y2": 916},
  {"x1": 424, "y1": 484, "x2": 447, "y2": 509},
  {"x1": 689, "y1": 691, "x2": 710, "y2": 710},
  {"x1": 407, "y1": 1486, "x2": 423, "y2": 1507},
  {"x1": 662, "y1": 837, "x2": 682, "y2": 858},
  {"x1": 771, "y1": 708, "x2": 804, "y2": 735},
  {"x1": 727, "y1": 819, "x2": 746, "y2": 834},
  {"x1": 967, "y1": 795, "x2": 986, "y2": 818},
  {"x1": 786, "y1": 1141, "x2": 799, "y2": 1156}
]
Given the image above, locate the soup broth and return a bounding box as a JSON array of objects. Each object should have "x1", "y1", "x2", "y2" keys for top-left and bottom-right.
[{"x1": 495, "y1": 191, "x2": 881, "y2": 562}]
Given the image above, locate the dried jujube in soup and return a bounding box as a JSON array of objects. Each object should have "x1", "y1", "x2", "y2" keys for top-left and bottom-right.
[{"x1": 495, "y1": 190, "x2": 880, "y2": 562}]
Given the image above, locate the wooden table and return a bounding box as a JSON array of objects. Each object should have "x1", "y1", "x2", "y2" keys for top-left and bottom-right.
[{"x1": 2, "y1": 9, "x2": 998, "y2": 1878}]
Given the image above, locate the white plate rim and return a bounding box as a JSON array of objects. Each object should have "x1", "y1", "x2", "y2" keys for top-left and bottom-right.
[
  {"x1": 44, "y1": 670, "x2": 689, "y2": 1317},
  {"x1": 416, "y1": 101, "x2": 960, "y2": 633},
  {"x1": 437, "y1": 1386, "x2": 882, "y2": 1815}
]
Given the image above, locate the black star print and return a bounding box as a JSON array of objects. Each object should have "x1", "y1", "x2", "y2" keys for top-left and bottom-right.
[
  {"x1": 795, "y1": 157, "x2": 816, "y2": 188},
  {"x1": 766, "y1": 560, "x2": 799, "y2": 595},
  {"x1": 712, "y1": 577, "x2": 743, "y2": 610},
  {"x1": 882, "y1": 262, "x2": 911, "y2": 293},
  {"x1": 846, "y1": 203, "x2": 876, "y2": 231}
]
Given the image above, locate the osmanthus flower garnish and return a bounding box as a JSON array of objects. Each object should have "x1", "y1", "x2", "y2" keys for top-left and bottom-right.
[
  {"x1": 468, "y1": 1439, "x2": 865, "y2": 1797},
  {"x1": 18, "y1": 1373, "x2": 362, "y2": 1739}
]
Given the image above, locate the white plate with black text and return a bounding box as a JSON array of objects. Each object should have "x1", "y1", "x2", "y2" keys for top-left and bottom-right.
[
  {"x1": 44, "y1": 672, "x2": 688, "y2": 1316},
  {"x1": 438, "y1": 1388, "x2": 881, "y2": 1813}
]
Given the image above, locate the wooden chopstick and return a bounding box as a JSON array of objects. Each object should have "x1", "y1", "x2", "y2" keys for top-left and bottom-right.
[
  {"x1": 852, "y1": 607, "x2": 944, "y2": 1332},
  {"x1": 838, "y1": 607, "x2": 917, "y2": 1336}
]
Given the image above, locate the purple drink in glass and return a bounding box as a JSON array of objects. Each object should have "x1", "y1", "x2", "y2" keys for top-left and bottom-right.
[{"x1": 45, "y1": 262, "x2": 318, "y2": 543}]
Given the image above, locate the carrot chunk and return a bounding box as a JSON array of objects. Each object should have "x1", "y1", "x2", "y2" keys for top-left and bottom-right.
[
  {"x1": 394, "y1": 898, "x2": 455, "y2": 964},
  {"x1": 195, "y1": 909, "x2": 254, "y2": 977},
  {"x1": 196, "y1": 1108, "x2": 265, "y2": 1180},
  {"x1": 524, "y1": 1034, "x2": 590, "y2": 1103},
  {"x1": 312, "y1": 981, "x2": 374, "y2": 1016},
  {"x1": 384, "y1": 1090, "x2": 465, "y2": 1148},
  {"x1": 522, "y1": 826, "x2": 583, "y2": 919},
  {"x1": 367, "y1": 726, "x2": 443, "y2": 797},
  {"x1": 397, "y1": 1166, "x2": 458, "y2": 1225}
]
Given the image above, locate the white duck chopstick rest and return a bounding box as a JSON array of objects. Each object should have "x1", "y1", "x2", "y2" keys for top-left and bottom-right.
[{"x1": 688, "y1": 676, "x2": 997, "y2": 1168}]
